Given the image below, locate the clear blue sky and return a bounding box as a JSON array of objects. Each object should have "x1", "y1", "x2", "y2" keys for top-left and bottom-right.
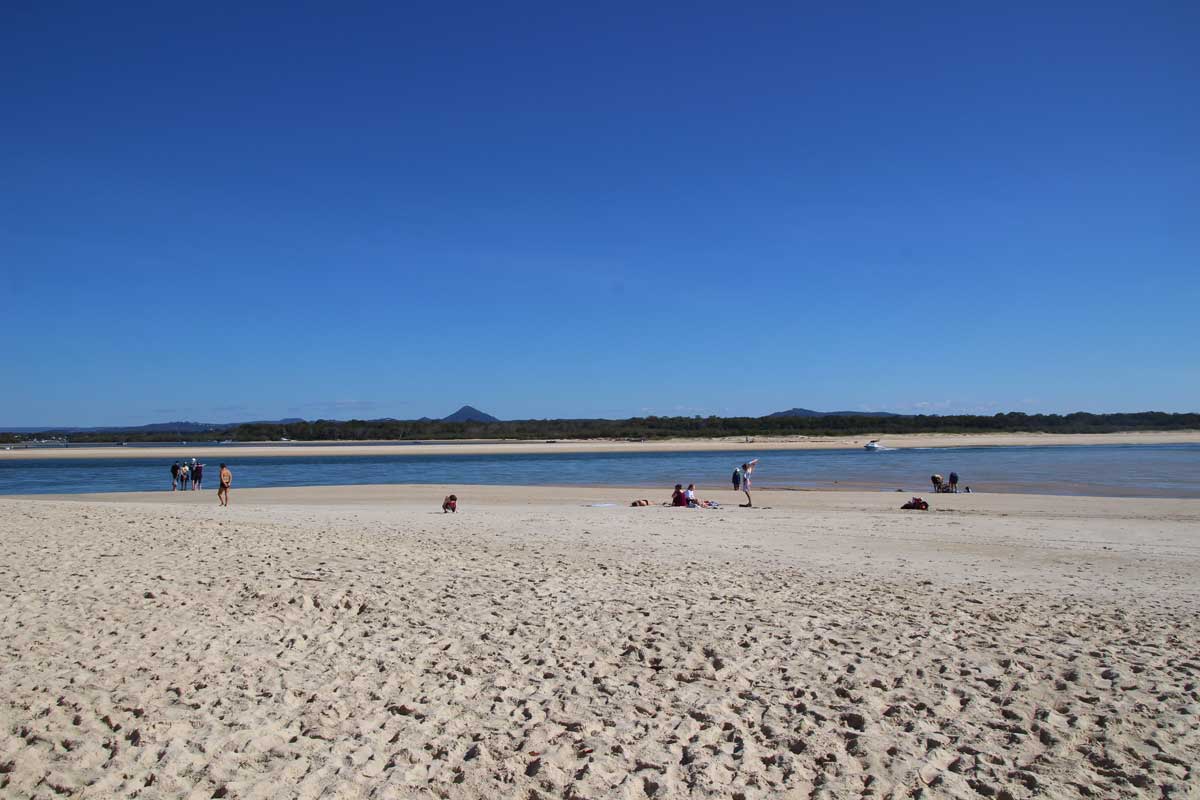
[{"x1": 3, "y1": 2, "x2": 1197, "y2": 426}]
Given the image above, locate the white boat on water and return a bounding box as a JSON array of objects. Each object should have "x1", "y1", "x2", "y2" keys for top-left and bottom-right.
[{"x1": 864, "y1": 440, "x2": 882, "y2": 451}]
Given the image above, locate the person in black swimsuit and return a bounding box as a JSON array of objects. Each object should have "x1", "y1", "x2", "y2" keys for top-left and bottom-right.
[{"x1": 218, "y1": 464, "x2": 232, "y2": 506}]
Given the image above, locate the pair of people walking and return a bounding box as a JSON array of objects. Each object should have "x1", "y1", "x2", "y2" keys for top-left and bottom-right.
[{"x1": 170, "y1": 460, "x2": 196, "y2": 490}]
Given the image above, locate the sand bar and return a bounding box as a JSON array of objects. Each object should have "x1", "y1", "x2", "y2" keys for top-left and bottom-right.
[
  {"x1": 3, "y1": 429, "x2": 1199, "y2": 460},
  {"x1": 1, "y1": 484, "x2": 1198, "y2": 798}
]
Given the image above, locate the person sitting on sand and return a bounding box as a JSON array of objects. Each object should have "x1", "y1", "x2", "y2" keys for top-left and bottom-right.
[
  {"x1": 684, "y1": 484, "x2": 720, "y2": 509},
  {"x1": 671, "y1": 484, "x2": 686, "y2": 507},
  {"x1": 442, "y1": 494, "x2": 458, "y2": 513},
  {"x1": 630, "y1": 499, "x2": 652, "y2": 507}
]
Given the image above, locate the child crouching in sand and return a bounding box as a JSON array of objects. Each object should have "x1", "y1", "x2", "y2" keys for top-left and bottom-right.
[{"x1": 442, "y1": 494, "x2": 458, "y2": 513}]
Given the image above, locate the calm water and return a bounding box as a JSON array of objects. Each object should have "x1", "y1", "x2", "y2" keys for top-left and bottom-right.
[{"x1": 1, "y1": 444, "x2": 1198, "y2": 498}]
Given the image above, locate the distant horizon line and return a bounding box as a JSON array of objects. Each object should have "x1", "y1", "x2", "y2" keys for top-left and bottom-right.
[{"x1": 5, "y1": 407, "x2": 1199, "y2": 432}]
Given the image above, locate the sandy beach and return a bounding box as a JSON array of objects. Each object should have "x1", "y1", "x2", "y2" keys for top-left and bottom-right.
[
  {"x1": 2, "y1": 485, "x2": 1198, "y2": 799},
  {"x1": 3, "y1": 429, "x2": 1199, "y2": 461}
]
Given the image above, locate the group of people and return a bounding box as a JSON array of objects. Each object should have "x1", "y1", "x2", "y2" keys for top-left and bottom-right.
[
  {"x1": 930, "y1": 472, "x2": 968, "y2": 493},
  {"x1": 635, "y1": 458, "x2": 761, "y2": 509},
  {"x1": 669, "y1": 483, "x2": 717, "y2": 508},
  {"x1": 170, "y1": 459, "x2": 204, "y2": 490},
  {"x1": 168, "y1": 460, "x2": 234, "y2": 505}
]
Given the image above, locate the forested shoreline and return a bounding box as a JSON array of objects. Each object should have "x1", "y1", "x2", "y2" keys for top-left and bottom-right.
[{"x1": 3, "y1": 411, "x2": 1198, "y2": 445}]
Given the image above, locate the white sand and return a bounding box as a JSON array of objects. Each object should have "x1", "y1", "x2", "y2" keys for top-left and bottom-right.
[
  {"x1": 3, "y1": 429, "x2": 1199, "y2": 460},
  {"x1": 1, "y1": 486, "x2": 1198, "y2": 799}
]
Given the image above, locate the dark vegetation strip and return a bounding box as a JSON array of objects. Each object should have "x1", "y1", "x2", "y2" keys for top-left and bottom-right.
[{"x1": 3, "y1": 412, "x2": 1198, "y2": 444}]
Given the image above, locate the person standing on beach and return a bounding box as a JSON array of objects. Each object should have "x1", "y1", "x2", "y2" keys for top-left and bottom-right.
[
  {"x1": 739, "y1": 458, "x2": 759, "y2": 507},
  {"x1": 192, "y1": 460, "x2": 204, "y2": 490},
  {"x1": 170, "y1": 461, "x2": 180, "y2": 491},
  {"x1": 217, "y1": 463, "x2": 232, "y2": 506},
  {"x1": 179, "y1": 462, "x2": 190, "y2": 491},
  {"x1": 948, "y1": 471, "x2": 959, "y2": 493}
]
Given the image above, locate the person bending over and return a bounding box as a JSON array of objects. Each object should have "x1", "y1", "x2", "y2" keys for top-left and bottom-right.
[{"x1": 442, "y1": 494, "x2": 458, "y2": 513}]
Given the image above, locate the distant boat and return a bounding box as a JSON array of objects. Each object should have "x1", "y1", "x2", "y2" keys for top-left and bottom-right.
[
  {"x1": 864, "y1": 440, "x2": 882, "y2": 451},
  {"x1": 280, "y1": 437, "x2": 291, "y2": 442}
]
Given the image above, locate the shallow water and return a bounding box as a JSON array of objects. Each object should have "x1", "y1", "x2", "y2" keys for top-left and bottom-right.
[{"x1": 1, "y1": 444, "x2": 1198, "y2": 498}]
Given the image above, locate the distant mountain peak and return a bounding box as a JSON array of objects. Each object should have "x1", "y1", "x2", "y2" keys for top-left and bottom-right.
[
  {"x1": 766, "y1": 408, "x2": 821, "y2": 418},
  {"x1": 442, "y1": 405, "x2": 500, "y2": 423},
  {"x1": 765, "y1": 407, "x2": 902, "y2": 419}
]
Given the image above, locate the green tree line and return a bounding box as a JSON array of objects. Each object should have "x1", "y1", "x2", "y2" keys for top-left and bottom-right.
[{"x1": 7, "y1": 411, "x2": 1198, "y2": 444}]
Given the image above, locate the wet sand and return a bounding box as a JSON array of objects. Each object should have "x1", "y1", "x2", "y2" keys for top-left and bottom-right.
[{"x1": 1, "y1": 485, "x2": 1197, "y2": 798}]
